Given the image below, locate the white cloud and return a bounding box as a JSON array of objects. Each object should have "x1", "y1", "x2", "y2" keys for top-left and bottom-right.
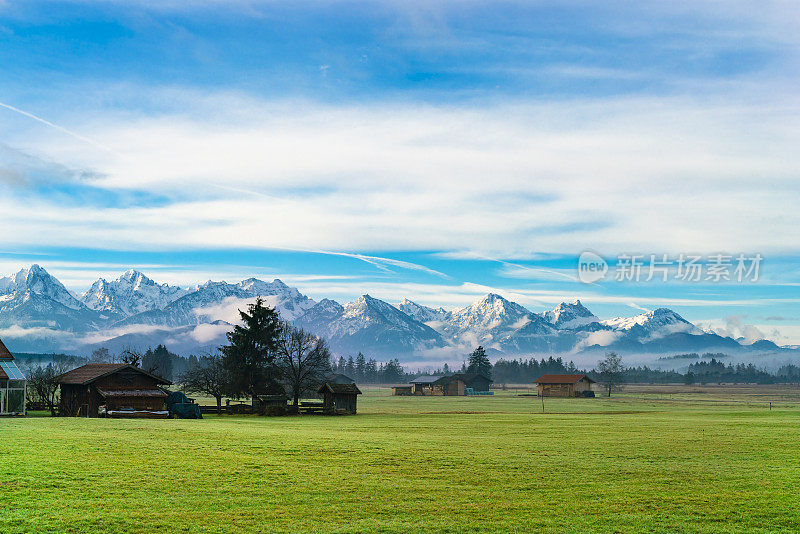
[
  {"x1": 188, "y1": 322, "x2": 232, "y2": 344},
  {"x1": 3, "y1": 91, "x2": 800, "y2": 258}
]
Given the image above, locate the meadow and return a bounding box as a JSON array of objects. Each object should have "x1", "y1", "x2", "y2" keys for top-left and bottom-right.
[{"x1": 2, "y1": 386, "x2": 800, "y2": 533}]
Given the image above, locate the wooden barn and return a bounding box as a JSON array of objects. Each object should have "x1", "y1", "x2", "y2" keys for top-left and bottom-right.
[
  {"x1": 0, "y1": 339, "x2": 26, "y2": 416},
  {"x1": 318, "y1": 382, "x2": 362, "y2": 414},
  {"x1": 435, "y1": 373, "x2": 493, "y2": 396},
  {"x1": 57, "y1": 363, "x2": 172, "y2": 418},
  {"x1": 534, "y1": 374, "x2": 595, "y2": 397},
  {"x1": 410, "y1": 375, "x2": 443, "y2": 395}
]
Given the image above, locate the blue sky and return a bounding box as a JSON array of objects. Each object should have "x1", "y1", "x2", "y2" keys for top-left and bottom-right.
[{"x1": 1, "y1": 1, "x2": 799, "y2": 343}]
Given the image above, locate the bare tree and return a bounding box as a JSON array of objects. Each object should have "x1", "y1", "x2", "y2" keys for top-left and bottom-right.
[
  {"x1": 180, "y1": 353, "x2": 231, "y2": 415},
  {"x1": 119, "y1": 347, "x2": 142, "y2": 367},
  {"x1": 275, "y1": 324, "x2": 331, "y2": 409},
  {"x1": 26, "y1": 361, "x2": 70, "y2": 416},
  {"x1": 597, "y1": 352, "x2": 624, "y2": 397},
  {"x1": 90, "y1": 347, "x2": 111, "y2": 363}
]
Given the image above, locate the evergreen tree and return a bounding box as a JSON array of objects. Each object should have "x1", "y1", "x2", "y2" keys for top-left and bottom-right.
[
  {"x1": 380, "y1": 359, "x2": 406, "y2": 384},
  {"x1": 355, "y1": 352, "x2": 366, "y2": 382},
  {"x1": 467, "y1": 346, "x2": 492, "y2": 378},
  {"x1": 365, "y1": 358, "x2": 378, "y2": 383},
  {"x1": 142, "y1": 344, "x2": 174, "y2": 381},
  {"x1": 220, "y1": 297, "x2": 282, "y2": 400}
]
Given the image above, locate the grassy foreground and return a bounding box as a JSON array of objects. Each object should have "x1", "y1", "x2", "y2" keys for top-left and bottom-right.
[{"x1": 2, "y1": 388, "x2": 800, "y2": 533}]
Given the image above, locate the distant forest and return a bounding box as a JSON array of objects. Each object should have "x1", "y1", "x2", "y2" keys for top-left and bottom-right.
[{"x1": 15, "y1": 350, "x2": 800, "y2": 385}]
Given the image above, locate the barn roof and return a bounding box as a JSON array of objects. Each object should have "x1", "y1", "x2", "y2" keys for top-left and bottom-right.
[
  {"x1": 436, "y1": 372, "x2": 492, "y2": 385},
  {"x1": 318, "y1": 382, "x2": 362, "y2": 395},
  {"x1": 324, "y1": 373, "x2": 356, "y2": 384},
  {"x1": 0, "y1": 338, "x2": 13, "y2": 360},
  {"x1": 534, "y1": 374, "x2": 595, "y2": 385},
  {"x1": 410, "y1": 375, "x2": 442, "y2": 384},
  {"x1": 56, "y1": 363, "x2": 172, "y2": 386}
]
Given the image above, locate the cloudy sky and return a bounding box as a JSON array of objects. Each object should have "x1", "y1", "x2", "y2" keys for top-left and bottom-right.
[{"x1": 1, "y1": 1, "x2": 799, "y2": 343}]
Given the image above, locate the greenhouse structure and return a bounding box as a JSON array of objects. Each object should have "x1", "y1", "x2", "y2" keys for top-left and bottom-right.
[{"x1": 0, "y1": 338, "x2": 26, "y2": 416}]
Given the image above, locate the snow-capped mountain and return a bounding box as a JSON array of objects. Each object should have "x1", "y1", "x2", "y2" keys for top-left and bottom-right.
[
  {"x1": 395, "y1": 299, "x2": 448, "y2": 325},
  {"x1": 1, "y1": 265, "x2": 83, "y2": 311},
  {"x1": 602, "y1": 308, "x2": 700, "y2": 341},
  {"x1": 432, "y1": 293, "x2": 569, "y2": 352},
  {"x1": 299, "y1": 295, "x2": 445, "y2": 356},
  {"x1": 0, "y1": 265, "x2": 100, "y2": 331},
  {"x1": 81, "y1": 270, "x2": 187, "y2": 317},
  {"x1": 441, "y1": 293, "x2": 533, "y2": 342},
  {"x1": 117, "y1": 278, "x2": 316, "y2": 327},
  {"x1": 0, "y1": 265, "x2": 787, "y2": 359},
  {"x1": 541, "y1": 300, "x2": 598, "y2": 329},
  {"x1": 295, "y1": 299, "x2": 345, "y2": 333}
]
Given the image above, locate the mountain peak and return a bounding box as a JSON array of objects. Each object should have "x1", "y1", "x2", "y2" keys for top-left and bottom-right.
[
  {"x1": 542, "y1": 300, "x2": 597, "y2": 328},
  {"x1": 601, "y1": 307, "x2": 698, "y2": 338},
  {"x1": 80, "y1": 270, "x2": 187, "y2": 316},
  {"x1": 0, "y1": 264, "x2": 84, "y2": 311},
  {"x1": 396, "y1": 298, "x2": 448, "y2": 324}
]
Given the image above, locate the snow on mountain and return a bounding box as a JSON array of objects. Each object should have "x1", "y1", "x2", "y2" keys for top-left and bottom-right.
[
  {"x1": 295, "y1": 299, "x2": 345, "y2": 333},
  {"x1": 541, "y1": 300, "x2": 598, "y2": 329},
  {"x1": 395, "y1": 298, "x2": 448, "y2": 325},
  {"x1": 305, "y1": 294, "x2": 445, "y2": 356},
  {"x1": 0, "y1": 265, "x2": 83, "y2": 311},
  {"x1": 0, "y1": 265, "x2": 100, "y2": 332},
  {"x1": 601, "y1": 308, "x2": 700, "y2": 341},
  {"x1": 118, "y1": 278, "x2": 316, "y2": 327},
  {"x1": 80, "y1": 270, "x2": 187, "y2": 317},
  {"x1": 0, "y1": 265, "x2": 783, "y2": 358},
  {"x1": 444, "y1": 294, "x2": 530, "y2": 336},
  {"x1": 438, "y1": 293, "x2": 553, "y2": 350}
]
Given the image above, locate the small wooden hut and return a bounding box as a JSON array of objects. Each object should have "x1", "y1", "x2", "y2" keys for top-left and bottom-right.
[
  {"x1": 391, "y1": 385, "x2": 413, "y2": 396},
  {"x1": 534, "y1": 374, "x2": 595, "y2": 397},
  {"x1": 318, "y1": 382, "x2": 362, "y2": 414},
  {"x1": 254, "y1": 382, "x2": 289, "y2": 415},
  {"x1": 434, "y1": 373, "x2": 493, "y2": 396},
  {"x1": 409, "y1": 375, "x2": 442, "y2": 395},
  {"x1": 57, "y1": 363, "x2": 172, "y2": 417}
]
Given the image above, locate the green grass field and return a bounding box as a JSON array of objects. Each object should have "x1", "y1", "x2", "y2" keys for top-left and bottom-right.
[{"x1": 2, "y1": 386, "x2": 800, "y2": 533}]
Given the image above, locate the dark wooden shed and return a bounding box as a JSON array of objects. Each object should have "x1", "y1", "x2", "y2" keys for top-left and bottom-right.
[
  {"x1": 391, "y1": 385, "x2": 413, "y2": 396},
  {"x1": 534, "y1": 374, "x2": 595, "y2": 397},
  {"x1": 57, "y1": 363, "x2": 172, "y2": 418},
  {"x1": 432, "y1": 373, "x2": 493, "y2": 396},
  {"x1": 318, "y1": 382, "x2": 362, "y2": 414}
]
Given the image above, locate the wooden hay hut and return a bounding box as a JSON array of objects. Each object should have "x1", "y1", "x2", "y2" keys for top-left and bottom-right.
[
  {"x1": 409, "y1": 375, "x2": 442, "y2": 395},
  {"x1": 254, "y1": 382, "x2": 289, "y2": 415},
  {"x1": 434, "y1": 373, "x2": 493, "y2": 396},
  {"x1": 391, "y1": 385, "x2": 413, "y2": 396},
  {"x1": 534, "y1": 374, "x2": 595, "y2": 398},
  {"x1": 318, "y1": 382, "x2": 362, "y2": 414},
  {"x1": 0, "y1": 338, "x2": 26, "y2": 416},
  {"x1": 57, "y1": 363, "x2": 172, "y2": 418}
]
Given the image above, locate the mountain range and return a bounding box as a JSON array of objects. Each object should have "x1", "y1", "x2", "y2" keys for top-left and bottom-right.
[{"x1": 0, "y1": 265, "x2": 787, "y2": 360}]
